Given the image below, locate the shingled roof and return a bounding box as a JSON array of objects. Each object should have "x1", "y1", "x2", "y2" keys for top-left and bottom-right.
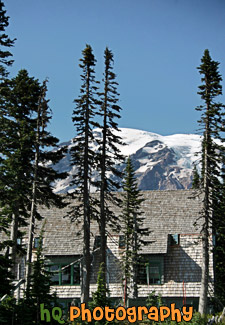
[{"x1": 33, "y1": 189, "x2": 203, "y2": 256}]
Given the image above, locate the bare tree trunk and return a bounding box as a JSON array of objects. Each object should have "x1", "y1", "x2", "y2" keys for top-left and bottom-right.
[
  {"x1": 199, "y1": 162, "x2": 210, "y2": 313},
  {"x1": 81, "y1": 70, "x2": 91, "y2": 304},
  {"x1": 99, "y1": 82, "x2": 107, "y2": 294},
  {"x1": 25, "y1": 82, "x2": 46, "y2": 295},
  {"x1": 199, "y1": 95, "x2": 210, "y2": 314},
  {"x1": 199, "y1": 217, "x2": 209, "y2": 314},
  {"x1": 25, "y1": 154, "x2": 38, "y2": 294},
  {"x1": 9, "y1": 210, "x2": 19, "y2": 278},
  {"x1": 81, "y1": 199, "x2": 90, "y2": 303},
  {"x1": 132, "y1": 213, "x2": 138, "y2": 299}
]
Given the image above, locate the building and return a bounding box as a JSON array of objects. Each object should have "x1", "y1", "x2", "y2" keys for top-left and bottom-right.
[{"x1": 13, "y1": 189, "x2": 214, "y2": 310}]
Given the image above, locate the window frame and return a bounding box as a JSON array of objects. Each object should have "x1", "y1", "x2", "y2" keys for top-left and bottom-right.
[
  {"x1": 169, "y1": 234, "x2": 180, "y2": 247},
  {"x1": 137, "y1": 256, "x2": 164, "y2": 285},
  {"x1": 33, "y1": 237, "x2": 42, "y2": 249},
  {"x1": 17, "y1": 238, "x2": 22, "y2": 246},
  {"x1": 48, "y1": 262, "x2": 80, "y2": 286},
  {"x1": 94, "y1": 235, "x2": 107, "y2": 250},
  {"x1": 119, "y1": 235, "x2": 125, "y2": 249}
]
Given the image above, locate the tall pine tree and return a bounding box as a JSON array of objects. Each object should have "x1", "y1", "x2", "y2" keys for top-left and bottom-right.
[
  {"x1": 212, "y1": 151, "x2": 225, "y2": 309},
  {"x1": 120, "y1": 157, "x2": 148, "y2": 305},
  {"x1": 195, "y1": 49, "x2": 225, "y2": 314},
  {"x1": 0, "y1": 70, "x2": 67, "y2": 283},
  {"x1": 70, "y1": 45, "x2": 99, "y2": 303},
  {"x1": 0, "y1": 0, "x2": 15, "y2": 298},
  {"x1": 97, "y1": 47, "x2": 124, "y2": 294},
  {"x1": 0, "y1": 0, "x2": 15, "y2": 79},
  {"x1": 0, "y1": 70, "x2": 41, "y2": 277},
  {"x1": 25, "y1": 79, "x2": 67, "y2": 295}
]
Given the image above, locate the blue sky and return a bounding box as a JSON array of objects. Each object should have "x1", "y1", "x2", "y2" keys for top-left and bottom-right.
[{"x1": 5, "y1": 0, "x2": 225, "y2": 142}]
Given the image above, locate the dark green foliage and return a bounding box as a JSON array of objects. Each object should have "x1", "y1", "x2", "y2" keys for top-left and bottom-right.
[
  {"x1": 97, "y1": 47, "x2": 124, "y2": 297},
  {"x1": 89, "y1": 263, "x2": 111, "y2": 309},
  {"x1": 0, "y1": 70, "x2": 42, "y2": 217},
  {"x1": 195, "y1": 49, "x2": 225, "y2": 314},
  {"x1": 146, "y1": 290, "x2": 162, "y2": 308},
  {"x1": 0, "y1": 296, "x2": 17, "y2": 324},
  {"x1": 213, "y1": 159, "x2": 225, "y2": 309},
  {"x1": 0, "y1": 0, "x2": 15, "y2": 306},
  {"x1": 23, "y1": 227, "x2": 58, "y2": 324},
  {"x1": 0, "y1": 0, "x2": 15, "y2": 79},
  {"x1": 196, "y1": 49, "x2": 225, "y2": 188},
  {"x1": 70, "y1": 44, "x2": 100, "y2": 200},
  {"x1": 98, "y1": 47, "x2": 124, "y2": 195},
  {"x1": 0, "y1": 241, "x2": 12, "y2": 298},
  {"x1": 88, "y1": 264, "x2": 112, "y2": 325},
  {"x1": 0, "y1": 70, "x2": 67, "y2": 302},
  {"x1": 14, "y1": 228, "x2": 59, "y2": 325},
  {"x1": 0, "y1": 71, "x2": 66, "y2": 227},
  {"x1": 70, "y1": 44, "x2": 100, "y2": 303},
  {"x1": 0, "y1": 69, "x2": 41, "y2": 292},
  {"x1": 120, "y1": 157, "x2": 148, "y2": 305},
  {"x1": 0, "y1": 231, "x2": 60, "y2": 324},
  {"x1": 214, "y1": 215, "x2": 225, "y2": 308}
]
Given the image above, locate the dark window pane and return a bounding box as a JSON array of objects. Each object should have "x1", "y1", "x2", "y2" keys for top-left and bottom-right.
[
  {"x1": 119, "y1": 235, "x2": 125, "y2": 248},
  {"x1": 94, "y1": 236, "x2": 101, "y2": 249},
  {"x1": 137, "y1": 262, "x2": 148, "y2": 284},
  {"x1": 169, "y1": 234, "x2": 180, "y2": 246},
  {"x1": 94, "y1": 236, "x2": 107, "y2": 249},
  {"x1": 50, "y1": 265, "x2": 60, "y2": 285},
  {"x1": 61, "y1": 266, "x2": 71, "y2": 285},
  {"x1": 137, "y1": 261, "x2": 161, "y2": 285},
  {"x1": 149, "y1": 266, "x2": 160, "y2": 284},
  {"x1": 34, "y1": 237, "x2": 42, "y2": 249},
  {"x1": 73, "y1": 264, "x2": 80, "y2": 284}
]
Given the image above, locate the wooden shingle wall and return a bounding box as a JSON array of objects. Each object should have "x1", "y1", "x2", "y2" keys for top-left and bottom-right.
[{"x1": 10, "y1": 189, "x2": 214, "y2": 300}]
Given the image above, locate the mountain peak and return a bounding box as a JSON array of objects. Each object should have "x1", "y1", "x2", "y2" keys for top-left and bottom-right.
[{"x1": 53, "y1": 128, "x2": 201, "y2": 193}]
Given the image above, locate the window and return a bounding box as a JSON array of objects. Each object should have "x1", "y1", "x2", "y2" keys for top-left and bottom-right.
[
  {"x1": 94, "y1": 236, "x2": 101, "y2": 249},
  {"x1": 49, "y1": 265, "x2": 60, "y2": 285},
  {"x1": 49, "y1": 262, "x2": 80, "y2": 286},
  {"x1": 119, "y1": 235, "x2": 125, "y2": 249},
  {"x1": 73, "y1": 264, "x2": 80, "y2": 284},
  {"x1": 149, "y1": 265, "x2": 161, "y2": 284},
  {"x1": 169, "y1": 234, "x2": 180, "y2": 246},
  {"x1": 17, "y1": 238, "x2": 22, "y2": 246},
  {"x1": 34, "y1": 237, "x2": 42, "y2": 249},
  {"x1": 137, "y1": 256, "x2": 163, "y2": 285},
  {"x1": 93, "y1": 235, "x2": 107, "y2": 250},
  {"x1": 61, "y1": 266, "x2": 71, "y2": 285}
]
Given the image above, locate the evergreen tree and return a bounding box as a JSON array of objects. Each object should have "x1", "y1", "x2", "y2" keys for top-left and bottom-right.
[
  {"x1": 0, "y1": 0, "x2": 15, "y2": 299},
  {"x1": 120, "y1": 157, "x2": 148, "y2": 306},
  {"x1": 0, "y1": 69, "x2": 41, "y2": 276},
  {"x1": 17, "y1": 225, "x2": 59, "y2": 325},
  {"x1": 195, "y1": 49, "x2": 225, "y2": 314},
  {"x1": 0, "y1": 0, "x2": 15, "y2": 79},
  {"x1": 0, "y1": 240, "x2": 12, "y2": 298},
  {"x1": 97, "y1": 47, "x2": 124, "y2": 294},
  {"x1": 25, "y1": 79, "x2": 67, "y2": 295},
  {"x1": 25, "y1": 227, "x2": 57, "y2": 324},
  {"x1": 70, "y1": 45, "x2": 100, "y2": 303},
  {"x1": 212, "y1": 155, "x2": 225, "y2": 309},
  {"x1": 0, "y1": 69, "x2": 67, "y2": 281},
  {"x1": 89, "y1": 263, "x2": 111, "y2": 311},
  {"x1": 25, "y1": 80, "x2": 47, "y2": 295}
]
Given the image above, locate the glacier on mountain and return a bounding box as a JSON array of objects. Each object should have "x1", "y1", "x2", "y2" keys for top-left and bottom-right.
[{"x1": 53, "y1": 128, "x2": 202, "y2": 193}]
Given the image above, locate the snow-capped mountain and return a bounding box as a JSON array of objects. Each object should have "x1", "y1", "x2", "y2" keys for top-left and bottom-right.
[{"x1": 53, "y1": 128, "x2": 202, "y2": 193}]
